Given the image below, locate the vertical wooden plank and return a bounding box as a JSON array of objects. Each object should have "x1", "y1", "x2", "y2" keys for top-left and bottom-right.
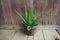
[
  {"x1": 10, "y1": 0, "x2": 18, "y2": 24},
  {"x1": 34, "y1": 30, "x2": 44, "y2": 40},
  {"x1": 43, "y1": 30, "x2": 59, "y2": 40},
  {"x1": 29, "y1": 0, "x2": 33, "y2": 9},
  {"x1": 7, "y1": 0, "x2": 16, "y2": 24},
  {"x1": 16, "y1": 0, "x2": 24, "y2": 10},
  {"x1": 1, "y1": 0, "x2": 12, "y2": 24},
  {"x1": 0, "y1": 0, "x2": 5, "y2": 25},
  {"x1": 50, "y1": 0, "x2": 58, "y2": 25},
  {"x1": 34, "y1": 0, "x2": 42, "y2": 12},
  {"x1": 55, "y1": 0, "x2": 60, "y2": 25},
  {"x1": 41, "y1": 0, "x2": 52, "y2": 25}
]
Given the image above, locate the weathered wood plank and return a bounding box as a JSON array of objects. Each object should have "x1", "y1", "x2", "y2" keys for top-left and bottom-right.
[
  {"x1": 7, "y1": 0, "x2": 16, "y2": 24},
  {"x1": 0, "y1": 0, "x2": 5, "y2": 25},
  {"x1": 50, "y1": 0, "x2": 58, "y2": 25},
  {"x1": 43, "y1": 30, "x2": 59, "y2": 40},
  {"x1": 56, "y1": 0, "x2": 60, "y2": 25},
  {"x1": 34, "y1": 30, "x2": 44, "y2": 40},
  {"x1": 41, "y1": 0, "x2": 52, "y2": 25},
  {"x1": 12, "y1": 30, "x2": 27, "y2": 40},
  {"x1": 0, "y1": 30, "x2": 16, "y2": 40},
  {"x1": 10, "y1": 0, "x2": 18, "y2": 24},
  {"x1": 1, "y1": 0, "x2": 12, "y2": 24},
  {"x1": 27, "y1": 36, "x2": 33, "y2": 40}
]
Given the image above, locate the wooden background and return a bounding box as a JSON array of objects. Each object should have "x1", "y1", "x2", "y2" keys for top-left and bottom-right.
[
  {"x1": 0, "y1": 0, "x2": 60, "y2": 25},
  {"x1": 0, "y1": 0, "x2": 60, "y2": 40}
]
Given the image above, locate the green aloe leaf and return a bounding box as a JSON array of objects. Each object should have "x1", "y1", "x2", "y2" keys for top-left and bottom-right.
[
  {"x1": 28, "y1": 12, "x2": 32, "y2": 25},
  {"x1": 27, "y1": 26, "x2": 31, "y2": 31},
  {"x1": 24, "y1": 5, "x2": 28, "y2": 20},
  {"x1": 16, "y1": 11, "x2": 27, "y2": 24}
]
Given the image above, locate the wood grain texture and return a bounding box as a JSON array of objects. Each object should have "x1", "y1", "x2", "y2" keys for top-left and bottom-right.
[
  {"x1": 12, "y1": 30, "x2": 27, "y2": 40},
  {"x1": 0, "y1": 30, "x2": 16, "y2": 40},
  {"x1": 0, "y1": 29, "x2": 59, "y2": 40},
  {"x1": 0, "y1": 0, "x2": 5, "y2": 25},
  {"x1": 34, "y1": 30, "x2": 44, "y2": 40},
  {"x1": 1, "y1": 0, "x2": 12, "y2": 24},
  {"x1": 27, "y1": 36, "x2": 33, "y2": 40},
  {"x1": 43, "y1": 30, "x2": 59, "y2": 40}
]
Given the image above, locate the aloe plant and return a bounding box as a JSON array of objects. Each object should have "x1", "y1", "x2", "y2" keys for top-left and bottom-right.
[{"x1": 16, "y1": 6, "x2": 42, "y2": 31}]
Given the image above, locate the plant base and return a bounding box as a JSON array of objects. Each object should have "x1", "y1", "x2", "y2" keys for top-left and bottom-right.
[{"x1": 20, "y1": 28, "x2": 36, "y2": 36}]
